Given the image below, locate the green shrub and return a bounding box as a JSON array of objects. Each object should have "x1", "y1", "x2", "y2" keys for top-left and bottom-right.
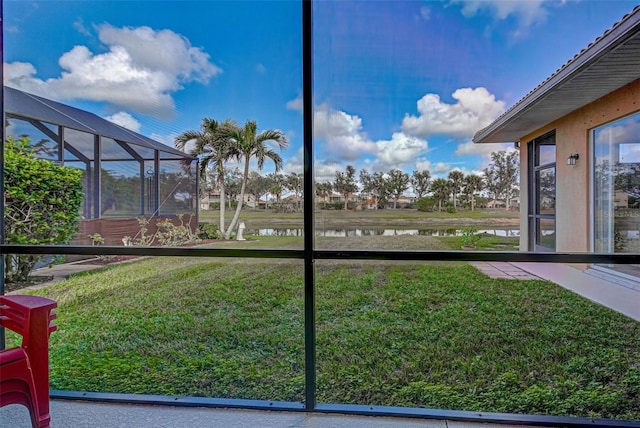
[
  {"x1": 4, "y1": 136, "x2": 84, "y2": 282},
  {"x1": 321, "y1": 201, "x2": 344, "y2": 210},
  {"x1": 198, "y1": 222, "x2": 219, "y2": 239},
  {"x1": 416, "y1": 197, "x2": 435, "y2": 212},
  {"x1": 460, "y1": 227, "x2": 481, "y2": 248}
]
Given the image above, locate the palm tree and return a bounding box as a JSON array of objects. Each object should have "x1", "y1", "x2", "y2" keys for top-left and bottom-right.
[
  {"x1": 464, "y1": 174, "x2": 484, "y2": 211},
  {"x1": 266, "y1": 173, "x2": 285, "y2": 209},
  {"x1": 220, "y1": 120, "x2": 289, "y2": 239},
  {"x1": 334, "y1": 165, "x2": 358, "y2": 210},
  {"x1": 315, "y1": 181, "x2": 333, "y2": 209},
  {"x1": 430, "y1": 178, "x2": 450, "y2": 212},
  {"x1": 448, "y1": 170, "x2": 465, "y2": 210},
  {"x1": 175, "y1": 118, "x2": 237, "y2": 235}
]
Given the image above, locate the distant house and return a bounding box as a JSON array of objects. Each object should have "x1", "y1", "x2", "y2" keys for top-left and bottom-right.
[
  {"x1": 386, "y1": 195, "x2": 416, "y2": 209},
  {"x1": 315, "y1": 191, "x2": 353, "y2": 207},
  {"x1": 509, "y1": 197, "x2": 520, "y2": 209},
  {"x1": 486, "y1": 199, "x2": 506, "y2": 209},
  {"x1": 473, "y1": 6, "x2": 640, "y2": 275},
  {"x1": 200, "y1": 189, "x2": 221, "y2": 210},
  {"x1": 614, "y1": 191, "x2": 629, "y2": 209}
]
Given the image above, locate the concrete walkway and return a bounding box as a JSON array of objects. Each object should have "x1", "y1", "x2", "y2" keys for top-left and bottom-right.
[
  {"x1": 470, "y1": 261, "x2": 640, "y2": 322},
  {"x1": 0, "y1": 401, "x2": 539, "y2": 428},
  {"x1": 514, "y1": 262, "x2": 640, "y2": 322},
  {"x1": 469, "y1": 262, "x2": 542, "y2": 281},
  {"x1": 33, "y1": 259, "x2": 106, "y2": 284},
  {"x1": 7, "y1": 258, "x2": 129, "y2": 293}
]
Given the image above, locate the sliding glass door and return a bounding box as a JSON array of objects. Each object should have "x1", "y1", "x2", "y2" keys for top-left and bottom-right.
[{"x1": 593, "y1": 112, "x2": 640, "y2": 278}]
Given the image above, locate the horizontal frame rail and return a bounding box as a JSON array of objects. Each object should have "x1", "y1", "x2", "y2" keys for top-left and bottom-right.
[
  {"x1": 2, "y1": 244, "x2": 640, "y2": 264},
  {"x1": 50, "y1": 391, "x2": 640, "y2": 428}
]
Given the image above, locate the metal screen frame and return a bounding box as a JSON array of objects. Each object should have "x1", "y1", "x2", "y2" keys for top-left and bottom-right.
[{"x1": 1, "y1": 1, "x2": 639, "y2": 426}]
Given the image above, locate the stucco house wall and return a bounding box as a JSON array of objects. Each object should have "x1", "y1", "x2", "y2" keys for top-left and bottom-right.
[{"x1": 518, "y1": 78, "x2": 640, "y2": 252}]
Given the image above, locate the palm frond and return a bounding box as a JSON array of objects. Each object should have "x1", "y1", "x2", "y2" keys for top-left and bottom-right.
[{"x1": 257, "y1": 129, "x2": 289, "y2": 150}]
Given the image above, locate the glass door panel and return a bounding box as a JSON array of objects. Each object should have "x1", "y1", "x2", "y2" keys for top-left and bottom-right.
[
  {"x1": 593, "y1": 112, "x2": 640, "y2": 279},
  {"x1": 536, "y1": 168, "x2": 556, "y2": 216},
  {"x1": 529, "y1": 133, "x2": 556, "y2": 251}
]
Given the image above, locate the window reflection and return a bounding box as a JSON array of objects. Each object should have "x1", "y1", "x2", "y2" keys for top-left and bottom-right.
[{"x1": 594, "y1": 112, "x2": 640, "y2": 253}]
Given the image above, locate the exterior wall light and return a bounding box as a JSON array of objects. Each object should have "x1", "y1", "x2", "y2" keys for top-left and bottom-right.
[{"x1": 567, "y1": 153, "x2": 579, "y2": 166}]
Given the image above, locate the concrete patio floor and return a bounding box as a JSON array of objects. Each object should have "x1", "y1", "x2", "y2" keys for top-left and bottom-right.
[{"x1": 0, "y1": 400, "x2": 540, "y2": 428}]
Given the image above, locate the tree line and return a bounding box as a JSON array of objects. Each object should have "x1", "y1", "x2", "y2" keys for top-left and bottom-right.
[
  {"x1": 317, "y1": 150, "x2": 518, "y2": 212},
  {"x1": 227, "y1": 152, "x2": 517, "y2": 213},
  {"x1": 180, "y1": 117, "x2": 519, "y2": 226}
]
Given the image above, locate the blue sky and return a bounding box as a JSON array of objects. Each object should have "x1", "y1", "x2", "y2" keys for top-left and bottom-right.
[{"x1": 4, "y1": 0, "x2": 638, "y2": 184}]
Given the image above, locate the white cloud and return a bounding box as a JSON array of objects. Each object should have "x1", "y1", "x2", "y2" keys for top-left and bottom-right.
[
  {"x1": 402, "y1": 87, "x2": 505, "y2": 139},
  {"x1": 283, "y1": 148, "x2": 304, "y2": 174},
  {"x1": 149, "y1": 132, "x2": 180, "y2": 147},
  {"x1": 420, "y1": 6, "x2": 431, "y2": 21},
  {"x1": 373, "y1": 132, "x2": 429, "y2": 170},
  {"x1": 73, "y1": 18, "x2": 91, "y2": 36},
  {"x1": 288, "y1": 94, "x2": 506, "y2": 173},
  {"x1": 98, "y1": 24, "x2": 219, "y2": 84},
  {"x1": 286, "y1": 95, "x2": 303, "y2": 112},
  {"x1": 415, "y1": 158, "x2": 433, "y2": 172},
  {"x1": 105, "y1": 111, "x2": 141, "y2": 132},
  {"x1": 4, "y1": 24, "x2": 221, "y2": 118},
  {"x1": 451, "y1": 0, "x2": 563, "y2": 34},
  {"x1": 314, "y1": 104, "x2": 377, "y2": 161},
  {"x1": 256, "y1": 63, "x2": 266, "y2": 74},
  {"x1": 595, "y1": 120, "x2": 640, "y2": 145},
  {"x1": 4, "y1": 62, "x2": 46, "y2": 93},
  {"x1": 456, "y1": 140, "x2": 514, "y2": 157},
  {"x1": 456, "y1": 140, "x2": 517, "y2": 170},
  {"x1": 314, "y1": 160, "x2": 343, "y2": 183},
  {"x1": 432, "y1": 162, "x2": 453, "y2": 174}
]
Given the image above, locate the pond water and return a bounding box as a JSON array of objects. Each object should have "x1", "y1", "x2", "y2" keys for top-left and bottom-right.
[{"x1": 247, "y1": 228, "x2": 521, "y2": 237}]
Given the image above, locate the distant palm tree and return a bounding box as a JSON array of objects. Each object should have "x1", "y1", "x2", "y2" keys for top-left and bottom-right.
[
  {"x1": 430, "y1": 178, "x2": 450, "y2": 212},
  {"x1": 175, "y1": 118, "x2": 237, "y2": 235},
  {"x1": 448, "y1": 170, "x2": 465, "y2": 210},
  {"x1": 266, "y1": 173, "x2": 285, "y2": 208},
  {"x1": 464, "y1": 174, "x2": 484, "y2": 211},
  {"x1": 220, "y1": 120, "x2": 289, "y2": 239},
  {"x1": 315, "y1": 181, "x2": 333, "y2": 209}
]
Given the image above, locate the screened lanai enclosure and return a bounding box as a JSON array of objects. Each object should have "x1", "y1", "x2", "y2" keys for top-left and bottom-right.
[{"x1": 4, "y1": 86, "x2": 198, "y2": 244}]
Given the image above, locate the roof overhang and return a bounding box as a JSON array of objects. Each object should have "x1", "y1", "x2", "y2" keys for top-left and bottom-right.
[{"x1": 474, "y1": 6, "x2": 640, "y2": 144}]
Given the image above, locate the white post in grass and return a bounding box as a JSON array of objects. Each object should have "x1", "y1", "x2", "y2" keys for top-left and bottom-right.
[{"x1": 237, "y1": 221, "x2": 246, "y2": 241}]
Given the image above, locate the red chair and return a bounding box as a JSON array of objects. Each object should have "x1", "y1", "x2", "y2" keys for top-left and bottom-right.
[{"x1": 1, "y1": 295, "x2": 57, "y2": 428}]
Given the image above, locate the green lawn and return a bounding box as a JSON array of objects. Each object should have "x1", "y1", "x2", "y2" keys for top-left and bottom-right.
[{"x1": 13, "y1": 251, "x2": 640, "y2": 420}]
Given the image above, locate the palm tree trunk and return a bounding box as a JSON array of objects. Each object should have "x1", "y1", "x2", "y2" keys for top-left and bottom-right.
[
  {"x1": 218, "y1": 181, "x2": 226, "y2": 234},
  {"x1": 225, "y1": 156, "x2": 250, "y2": 239}
]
